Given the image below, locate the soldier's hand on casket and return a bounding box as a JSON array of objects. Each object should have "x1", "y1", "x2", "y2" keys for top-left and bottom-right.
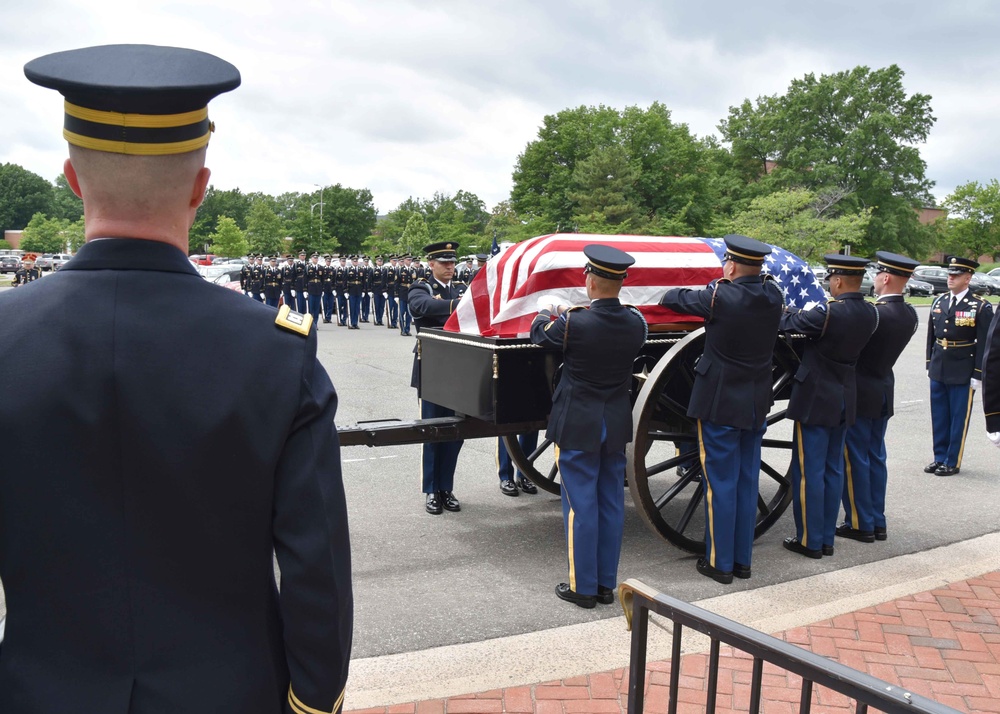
[{"x1": 971, "y1": 378, "x2": 982, "y2": 391}]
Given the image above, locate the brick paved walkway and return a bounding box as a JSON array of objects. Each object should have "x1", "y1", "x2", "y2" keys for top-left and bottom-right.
[{"x1": 347, "y1": 571, "x2": 1000, "y2": 714}]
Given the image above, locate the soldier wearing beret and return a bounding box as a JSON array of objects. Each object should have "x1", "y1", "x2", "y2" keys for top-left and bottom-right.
[
  {"x1": 409, "y1": 242, "x2": 469, "y2": 515},
  {"x1": 780, "y1": 254, "x2": 879, "y2": 560},
  {"x1": 12, "y1": 253, "x2": 41, "y2": 287},
  {"x1": 532, "y1": 245, "x2": 647, "y2": 608},
  {"x1": 925, "y1": 256, "x2": 995, "y2": 476},
  {"x1": 659, "y1": 235, "x2": 784, "y2": 584},
  {"x1": 2, "y1": 44, "x2": 352, "y2": 714},
  {"x1": 837, "y1": 252, "x2": 919, "y2": 544}
]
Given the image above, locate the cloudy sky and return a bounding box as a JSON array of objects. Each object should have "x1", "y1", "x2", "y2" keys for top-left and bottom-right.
[{"x1": 2, "y1": 0, "x2": 998, "y2": 214}]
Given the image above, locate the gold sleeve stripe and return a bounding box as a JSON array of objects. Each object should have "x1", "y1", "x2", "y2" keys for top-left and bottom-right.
[
  {"x1": 65, "y1": 100, "x2": 208, "y2": 128},
  {"x1": 63, "y1": 128, "x2": 211, "y2": 156},
  {"x1": 288, "y1": 687, "x2": 345, "y2": 714}
]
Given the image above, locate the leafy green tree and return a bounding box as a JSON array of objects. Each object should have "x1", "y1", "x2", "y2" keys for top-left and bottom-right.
[
  {"x1": 20, "y1": 212, "x2": 69, "y2": 253},
  {"x1": 0, "y1": 163, "x2": 53, "y2": 233},
  {"x1": 719, "y1": 65, "x2": 935, "y2": 255},
  {"x1": 245, "y1": 200, "x2": 286, "y2": 256},
  {"x1": 317, "y1": 184, "x2": 377, "y2": 256},
  {"x1": 50, "y1": 174, "x2": 84, "y2": 222},
  {"x1": 0, "y1": 239, "x2": 12, "y2": 251},
  {"x1": 190, "y1": 187, "x2": 252, "y2": 252},
  {"x1": 208, "y1": 215, "x2": 248, "y2": 258},
  {"x1": 63, "y1": 217, "x2": 86, "y2": 252},
  {"x1": 726, "y1": 188, "x2": 872, "y2": 261},
  {"x1": 511, "y1": 103, "x2": 717, "y2": 236},
  {"x1": 400, "y1": 213, "x2": 430, "y2": 255},
  {"x1": 941, "y1": 180, "x2": 1000, "y2": 260}
]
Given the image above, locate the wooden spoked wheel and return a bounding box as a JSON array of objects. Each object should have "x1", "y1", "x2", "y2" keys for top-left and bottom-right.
[{"x1": 625, "y1": 329, "x2": 799, "y2": 553}]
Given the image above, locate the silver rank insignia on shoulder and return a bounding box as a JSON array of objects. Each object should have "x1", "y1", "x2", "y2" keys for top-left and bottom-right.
[{"x1": 275, "y1": 304, "x2": 312, "y2": 336}]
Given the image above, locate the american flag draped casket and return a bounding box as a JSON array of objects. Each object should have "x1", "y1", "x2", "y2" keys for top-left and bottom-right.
[{"x1": 444, "y1": 234, "x2": 827, "y2": 338}]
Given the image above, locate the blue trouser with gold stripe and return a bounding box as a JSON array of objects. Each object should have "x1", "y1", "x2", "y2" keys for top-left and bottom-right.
[
  {"x1": 557, "y1": 421, "x2": 625, "y2": 597},
  {"x1": 697, "y1": 419, "x2": 765, "y2": 573},
  {"x1": 790, "y1": 420, "x2": 846, "y2": 551},
  {"x1": 421, "y1": 399, "x2": 463, "y2": 493},
  {"x1": 930, "y1": 379, "x2": 975, "y2": 468},
  {"x1": 843, "y1": 407, "x2": 889, "y2": 533},
  {"x1": 496, "y1": 432, "x2": 540, "y2": 481}
]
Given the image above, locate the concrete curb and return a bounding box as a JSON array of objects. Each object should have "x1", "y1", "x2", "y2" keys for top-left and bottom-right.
[{"x1": 344, "y1": 531, "x2": 1000, "y2": 710}]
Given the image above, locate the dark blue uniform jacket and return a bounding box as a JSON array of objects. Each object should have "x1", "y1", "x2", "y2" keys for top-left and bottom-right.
[
  {"x1": 926, "y1": 291, "x2": 994, "y2": 385},
  {"x1": 408, "y1": 277, "x2": 467, "y2": 392},
  {"x1": 983, "y1": 308, "x2": 1000, "y2": 432},
  {"x1": 660, "y1": 275, "x2": 783, "y2": 430},
  {"x1": 780, "y1": 292, "x2": 879, "y2": 427},
  {"x1": 530, "y1": 298, "x2": 647, "y2": 452},
  {"x1": 0, "y1": 239, "x2": 352, "y2": 714},
  {"x1": 855, "y1": 295, "x2": 919, "y2": 419}
]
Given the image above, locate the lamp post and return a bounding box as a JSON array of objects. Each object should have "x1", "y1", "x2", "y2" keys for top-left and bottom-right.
[{"x1": 313, "y1": 183, "x2": 325, "y2": 247}]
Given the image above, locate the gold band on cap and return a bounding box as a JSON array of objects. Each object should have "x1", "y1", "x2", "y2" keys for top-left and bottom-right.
[
  {"x1": 724, "y1": 248, "x2": 764, "y2": 262},
  {"x1": 65, "y1": 100, "x2": 209, "y2": 129},
  {"x1": 64, "y1": 128, "x2": 212, "y2": 155},
  {"x1": 587, "y1": 261, "x2": 627, "y2": 275},
  {"x1": 877, "y1": 260, "x2": 914, "y2": 274}
]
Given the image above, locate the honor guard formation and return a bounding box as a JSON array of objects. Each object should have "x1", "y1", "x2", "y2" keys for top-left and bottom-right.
[{"x1": 5, "y1": 40, "x2": 1000, "y2": 714}]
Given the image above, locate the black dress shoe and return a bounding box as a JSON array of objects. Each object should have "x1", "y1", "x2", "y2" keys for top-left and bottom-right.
[
  {"x1": 822, "y1": 544, "x2": 835, "y2": 556},
  {"x1": 555, "y1": 583, "x2": 596, "y2": 609},
  {"x1": 935, "y1": 465, "x2": 960, "y2": 477},
  {"x1": 874, "y1": 527, "x2": 887, "y2": 541},
  {"x1": 835, "y1": 524, "x2": 876, "y2": 543},
  {"x1": 924, "y1": 460, "x2": 943, "y2": 473},
  {"x1": 440, "y1": 491, "x2": 461, "y2": 511},
  {"x1": 516, "y1": 477, "x2": 538, "y2": 494},
  {"x1": 425, "y1": 493, "x2": 442, "y2": 515},
  {"x1": 499, "y1": 480, "x2": 519, "y2": 497},
  {"x1": 733, "y1": 563, "x2": 751, "y2": 579},
  {"x1": 696, "y1": 558, "x2": 733, "y2": 584},
  {"x1": 783, "y1": 537, "x2": 823, "y2": 559},
  {"x1": 597, "y1": 586, "x2": 615, "y2": 605}
]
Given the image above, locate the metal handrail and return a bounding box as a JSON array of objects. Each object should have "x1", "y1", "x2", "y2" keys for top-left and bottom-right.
[{"x1": 618, "y1": 579, "x2": 961, "y2": 714}]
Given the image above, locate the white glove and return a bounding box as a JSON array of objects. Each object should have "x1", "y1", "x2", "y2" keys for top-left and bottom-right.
[
  {"x1": 332, "y1": 290, "x2": 338, "y2": 297},
  {"x1": 291, "y1": 290, "x2": 297, "y2": 298},
  {"x1": 259, "y1": 293, "x2": 265, "y2": 300},
  {"x1": 988, "y1": 432, "x2": 1000, "y2": 448},
  {"x1": 536, "y1": 297, "x2": 555, "y2": 313},
  {"x1": 304, "y1": 291, "x2": 309, "y2": 298},
  {"x1": 383, "y1": 292, "x2": 388, "y2": 298},
  {"x1": 971, "y1": 378, "x2": 982, "y2": 391}
]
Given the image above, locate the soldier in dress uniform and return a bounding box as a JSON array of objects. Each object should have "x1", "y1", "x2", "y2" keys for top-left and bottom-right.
[
  {"x1": 459, "y1": 257, "x2": 474, "y2": 282},
  {"x1": 5, "y1": 43, "x2": 351, "y2": 714},
  {"x1": 346, "y1": 256, "x2": 363, "y2": 329},
  {"x1": 925, "y1": 256, "x2": 995, "y2": 476},
  {"x1": 280, "y1": 254, "x2": 296, "y2": 308},
  {"x1": 12, "y1": 253, "x2": 42, "y2": 286},
  {"x1": 531, "y1": 245, "x2": 647, "y2": 608},
  {"x1": 409, "y1": 242, "x2": 469, "y2": 515},
  {"x1": 334, "y1": 255, "x2": 349, "y2": 326},
  {"x1": 359, "y1": 256, "x2": 372, "y2": 323},
  {"x1": 304, "y1": 252, "x2": 323, "y2": 325},
  {"x1": 473, "y1": 253, "x2": 488, "y2": 281},
  {"x1": 780, "y1": 254, "x2": 879, "y2": 559},
  {"x1": 386, "y1": 255, "x2": 399, "y2": 328},
  {"x1": 496, "y1": 434, "x2": 539, "y2": 496},
  {"x1": 262, "y1": 255, "x2": 282, "y2": 308},
  {"x1": 837, "y1": 252, "x2": 919, "y2": 544},
  {"x1": 240, "y1": 255, "x2": 252, "y2": 296},
  {"x1": 397, "y1": 255, "x2": 414, "y2": 336},
  {"x1": 321, "y1": 254, "x2": 335, "y2": 323},
  {"x1": 371, "y1": 256, "x2": 387, "y2": 326},
  {"x1": 293, "y1": 250, "x2": 308, "y2": 312},
  {"x1": 659, "y1": 235, "x2": 783, "y2": 584},
  {"x1": 248, "y1": 254, "x2": 265, "y2": 302}
]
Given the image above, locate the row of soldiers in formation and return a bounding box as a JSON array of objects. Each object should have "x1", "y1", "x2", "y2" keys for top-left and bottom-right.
[{"x1": 238, "y1": 251, "x2": 487, "y2": 331}]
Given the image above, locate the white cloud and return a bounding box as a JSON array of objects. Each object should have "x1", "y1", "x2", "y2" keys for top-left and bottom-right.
[{"x1": 3, "y1": 0, "x2": 999, "y2": 214}]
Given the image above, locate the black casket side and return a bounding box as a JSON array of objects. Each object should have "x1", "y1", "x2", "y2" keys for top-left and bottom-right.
[{"x1": 418, "y1": 328, "x2": 559, "y2": 424}]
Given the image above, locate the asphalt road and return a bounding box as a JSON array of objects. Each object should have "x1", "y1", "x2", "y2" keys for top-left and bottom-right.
[{"x1": 1, "y1": 286, "x2": 998, "y2": 662}]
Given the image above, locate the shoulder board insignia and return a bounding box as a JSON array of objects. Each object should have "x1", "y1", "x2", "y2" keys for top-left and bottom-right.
[{"x1": 275, "y1": 304, "x2": 312, "y2": 336}]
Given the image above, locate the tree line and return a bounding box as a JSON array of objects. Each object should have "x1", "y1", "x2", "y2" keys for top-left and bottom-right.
[{"x1": 3, "y1": 63, "x2": 999, "y2": 263}]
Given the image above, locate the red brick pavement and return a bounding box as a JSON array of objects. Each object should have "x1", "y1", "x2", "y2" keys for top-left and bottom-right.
[{"x1": 347, "y1": 572, "x2": 1000, "y2": 714}]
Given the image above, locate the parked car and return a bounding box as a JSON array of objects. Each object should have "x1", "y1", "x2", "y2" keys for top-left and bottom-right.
[
  {"x1": 199, "y1": 264, "x2": 240, "y2": 281},
  {"x1": 970, "y1": 272, "x2": 996, "y2": 296},
  {"x1": 981, "y1": 274, "x2": 1000, "y2": 297},
  {"x1": 49, "y1": 253, "x2": 74, "y2": 271},
  {"x1": 906, "y1": 277, "x2": 934, "y2": 297},
  {"x1": 34, "y1": 253, "x2": 56, "y2": 271},
  {"x1": 209, "y1": 268, "x2": 244, "y2": 286},
  {"x1": 189, "y1": 254, "x2": 216, "y2": 266},
  {"x1": 0, "y1": 256, "x2": 19, "y2": 274},
  {"x1": 912, "y1": 266, "x2": 950, "y2": 294}
]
